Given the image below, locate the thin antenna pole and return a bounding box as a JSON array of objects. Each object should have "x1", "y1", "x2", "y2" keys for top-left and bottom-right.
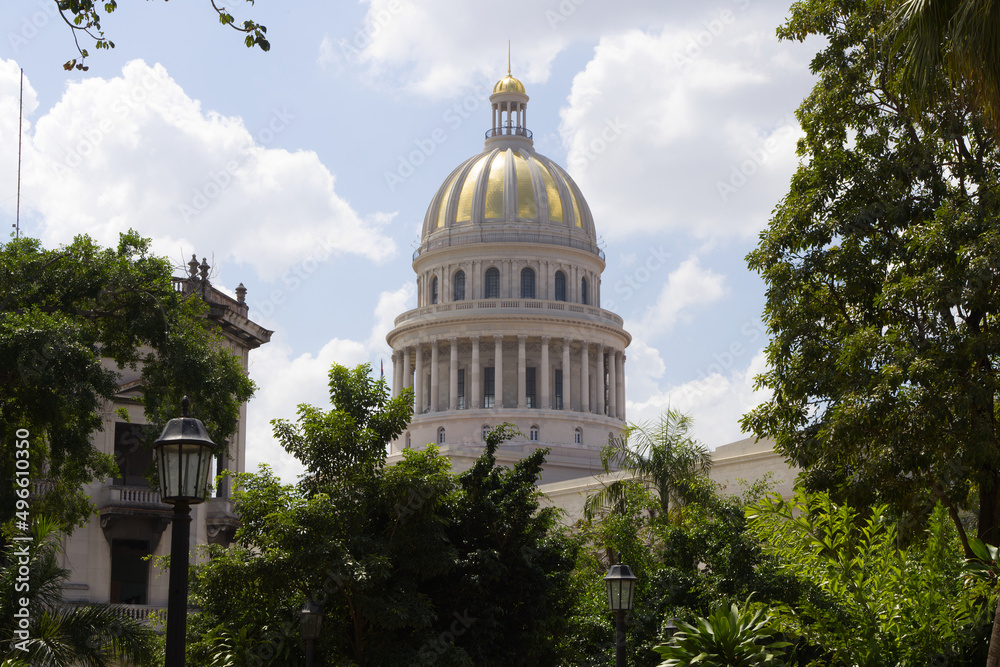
[
  {"x1": 507, "y1": 41, "x2": 511, "y2": 75},
  {"x1": 15, "y1": 68, "x2": 23, "y2": 240}
]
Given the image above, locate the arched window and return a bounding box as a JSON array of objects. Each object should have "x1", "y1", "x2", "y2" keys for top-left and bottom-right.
[
  {"x1": 485, "y1": 267, "x2": 500, "y2": 298},
  {"x1": 431, "y1": 276, "x2": 439, "y2": 304},
  {"x1": 453, "y1": 270, "x2": 466, "y2": 301},
  {"x1": 521, "y1": 267, "x2": 536, "y2": 299},
  {"x1": 405, "y1": 432, "x2": 411, "y2": 448},
  {"x1": 581, "y1": 276, "x2": 589, "y2": 305},
  {"x1": 437, "y1": 427, "x2": 446, "y2": 444},
  {"x1": 608, "y1": 432, "x2": 615, "y2": 445},
  {"x1": 554, "y1": 270, "x2": 567, "y2": 301},
  {"x1": 529, "y1": 425, "x2": 539, "y2": 442},
  {"x1": 574, "y1": 427, "x2": 582, "y2": 445},
  {"x1": 482, "y1": 424, "x2": 490, "y2": 441}
]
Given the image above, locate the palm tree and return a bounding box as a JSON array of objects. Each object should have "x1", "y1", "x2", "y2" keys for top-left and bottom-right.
[
  {"x1": 584, "y1": 409, "x2": 713, "y2": 522},
  {"x1": 1, "y1": 517, "x2": 159, "y2": 666},
  {"x1": 888, "y1": 0, "x2": 1000, "y2": 135}
]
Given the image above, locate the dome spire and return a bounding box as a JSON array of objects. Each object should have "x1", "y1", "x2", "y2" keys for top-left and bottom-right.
[{"x1": 488, "y1": 46, "x2": 531, "y2": 145}]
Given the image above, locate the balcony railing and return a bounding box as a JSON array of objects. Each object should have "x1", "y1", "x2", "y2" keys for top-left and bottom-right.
[
  {"x1": 413, "y1": 230, "x2": 605, "y2": 261},
  {"x1": 393, "y1": 298, "x2": 624, "y2": 328}
]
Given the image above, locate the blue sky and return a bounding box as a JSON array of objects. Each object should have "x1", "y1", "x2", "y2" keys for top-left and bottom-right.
[{"x1": 0, "y1": 0, "x2": 822, "y2": 481}]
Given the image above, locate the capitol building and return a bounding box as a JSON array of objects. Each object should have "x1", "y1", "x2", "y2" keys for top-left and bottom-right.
[{"x1": 385, "y1": 67, "x2": 632, "y2": 484}]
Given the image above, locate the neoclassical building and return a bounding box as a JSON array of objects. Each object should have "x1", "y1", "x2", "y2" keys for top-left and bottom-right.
[{"x1": 386, "y1": 69, "x2": 631, "y2": 483}]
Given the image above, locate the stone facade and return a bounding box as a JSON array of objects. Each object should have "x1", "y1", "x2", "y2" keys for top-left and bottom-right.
[{"x1": 58, "y1": 258, "x2": 271, "y2": 618}]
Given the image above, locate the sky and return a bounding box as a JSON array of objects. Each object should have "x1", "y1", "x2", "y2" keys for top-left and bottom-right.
[{"x1": 0, "y1": 0, "x2": 823, "y2": 482}]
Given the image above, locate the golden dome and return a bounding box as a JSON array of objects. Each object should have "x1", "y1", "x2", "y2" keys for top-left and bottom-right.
[
  {"x1": 493, "y1": 74, "x2": 526, "y2": 95},
  {"x1": 421, "y1": 146, "x2": 596, "y2": 242}
]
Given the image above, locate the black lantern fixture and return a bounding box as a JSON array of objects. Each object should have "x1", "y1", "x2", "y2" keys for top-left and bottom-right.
[
  {"x1": 153, "y1": 397, "x2": 216, "y2": 667},
  {"x1": 604, "y1": 563, "x2": 637, "y2": 667},
  {"x1": 300, "y1": 599, "x2": 324, "y2": 667}
]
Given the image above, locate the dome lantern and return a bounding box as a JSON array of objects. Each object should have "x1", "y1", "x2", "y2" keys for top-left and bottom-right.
[{"x1": 487, "y1": 45, "x2": 531, "y2": 145}]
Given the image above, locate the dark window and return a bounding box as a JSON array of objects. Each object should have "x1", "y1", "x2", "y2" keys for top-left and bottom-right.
[
  {"x1": 581, "y1": 276, "x2": 589, "y2": 305},
  {"x1": 457, "y1": 368, "x2": 466, "y2": 409},
  {"x1": 482, "y1": 425, "x2": 490, "y2": 441},
  {"x1": 437, "y1": 427, "x2": 446, "y2": 444},
  {"x1": 431, "y1": 276, "x2": 439, "y2": 304},
  {"x1": 555, "y1": 271, "x2": 567, "y2": 301},
  {"x1": 526, "y1": 367, "x2": 537, "y2": 408},
  {"x1": 485, "y1": 268, "x2": 500, "y2": 298},
  {"x1": 454, "y1": 270, "x2": 466, "y2": 301},
  {"x1": 484, "y1": 367, "x2": 495, "y2": 408},
  {"x1": 521, "y1": 267, "x2": 536, "y2": 299},
  {"x1": 110, "y1": 539, "x2": 149, "y2": 605},
  {"x1": 554, "y1": 369, "x2": 563, "y2": 409},
  {"x1": 530, "y1": 425, "x2": 539, "y2": 441},
  {"x1": 114, "y1": 423, "x2": 150, "y2": 487},
  {"x1": 405, "y1": 432, "x2": 411, "y2": 448},
  {"x1": 574, "y1": 428, "x2": 582, "y2": 444}
]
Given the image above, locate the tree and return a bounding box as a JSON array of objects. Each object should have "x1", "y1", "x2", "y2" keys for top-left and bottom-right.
[
  {"x1": 50, "y1": 0, "x2": 269, "y2": 71},
  {"x1": 0, "y1": 516, "x2": 159, "y2": 665},
  {"x1": 747, "y1": 491, "x2": 989, "y2": 665},
  {"x1": 888, "y1": 0, "x2": 1000, "y2": 137},
  {"x1": 743, "y1": 0, "x2": 1000, "y2": 549},
  {"x1": 585, "y1": 409, "x2": 713, "y2": 522},
  {"x1": 0, "y1": 233, "x2": 255, "y2": 533},
  {"x1": 189, "y1": 364, "x2": 580, "y2": 666}
]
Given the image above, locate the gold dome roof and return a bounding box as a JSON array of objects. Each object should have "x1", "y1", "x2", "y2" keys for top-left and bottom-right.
[
  {"x1": 421, "y1": 146, "x2": 596, "y2": 242},
  {"x1": 493, "y1": 74, "x2": 526, "y2": 95}
]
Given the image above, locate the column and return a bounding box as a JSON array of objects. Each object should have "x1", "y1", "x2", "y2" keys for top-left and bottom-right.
[
  {"x1": 430, "y1": 341, "x2": 440, "y2": 412},
  {"x1": 617, "y1": 352, "x2": 626, "y2": 420},
  {"x1": 580, "y1": 342, "x2": 590, "y2": 414},
  {"x1": 494, "y1": 335, "x2": 504, "y2": 409},
  {"x1": 596, "y1": 345, "x2": 606, "y2": 417},
  {"x1": 449, "y1": 338, "x2": 458, "y2": 411},
  {"x1": 471, "y1": 336, "x2": 481, "y2": 409},
  {"x1": 562, "y1": 339, "x2": 571, "y2": 410},
  {"x1": 413, "y1": 345, "x2": 423, "y2": 414},
  {"x1": 517, "y1": 335, "x2": 527, "y2": 408},
  {"x1": 392, "y1": 351, "x2": 400, "y2": 397},
  {"x1": 608, "y1": 347, "x2": 618, "y2": 418},
  {"x1": 540, "y1": 336, "x2": 550, "y2": 410},
  {"x1": 403, "y1": 347, "x2": 412, "y2": 389}
]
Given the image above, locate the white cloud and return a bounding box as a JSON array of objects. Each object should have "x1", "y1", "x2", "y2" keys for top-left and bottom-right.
[
  {"x1": 628, "y1": 256, "x2": 728, "y2": 339},
  {"x1": 245, "y1": 283, "x2": 415, "y2": 483},
  {"x1": 559, "y1": 18, "x2": 813, "y2": 242},
  {"x1": 627, "y1": 348, "x2": 771, "y2": 449},
  {"x1": 5, "y1": 59, "x2": 395, "y2": 281}
]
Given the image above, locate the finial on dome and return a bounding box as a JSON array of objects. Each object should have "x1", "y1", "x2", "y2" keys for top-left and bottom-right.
[{"x1": 508, "y1": 40, "x2": 511, "y2": 76}]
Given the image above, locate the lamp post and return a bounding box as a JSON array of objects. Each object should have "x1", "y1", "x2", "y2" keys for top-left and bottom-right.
[
  {"x1": 300, "y1": 599, "x2": 324, "y2": 667},
  {"x1": 604, "y1": 563, "x2": 637, "y2": 667},
  {"x1": 153, "y1": 397, "x2": 217, "y2": 667}
]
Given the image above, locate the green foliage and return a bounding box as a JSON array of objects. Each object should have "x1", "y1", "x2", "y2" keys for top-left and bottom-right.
[
  {"x1": 0, "y1": 233, "x2": 255, "y2": 533},
  {"x1": 0, "y1": 516, "x2": 159, "y2": 665},
  {"x1": 586, "y1": 409, "x2": 713, "y2": 522},
  {"x1": 189, "y1": 365, "x2": 578, "y2": 666},
  {"x1": 55, "y1": 0, "x2": 269, "y2": 71},
  {"x1": 743, "y1": 0, "x2": 1000, "y2": 545},
  {"x1": 654, "y1": 601, "x2": 790, "y2": 667},
  {"x1": 748, "y1": 491, "x2": 990, "y2": 665}
]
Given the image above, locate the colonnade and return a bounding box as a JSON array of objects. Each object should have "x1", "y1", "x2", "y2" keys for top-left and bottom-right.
[{"x1": 391, "y1": 335, "x2": 626, "y2": 420}]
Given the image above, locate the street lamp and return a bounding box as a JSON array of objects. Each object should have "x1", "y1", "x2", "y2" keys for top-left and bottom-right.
[
  {"x1": 300, "y1": 599, "x2": 324, "y2": 666},
  {"x1": 604, "y1": 563, "x2": 637, "y2": 667},
  {"x1": 154, "y1": 397, "x2": 217, "y2": 667}
]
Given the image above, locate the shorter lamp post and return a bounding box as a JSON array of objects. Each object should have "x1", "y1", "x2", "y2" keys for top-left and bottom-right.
[
  {"x1": 300, "y1": 599, "x2": 324, "y2": 667},
  {"x1": 604, "y1": 563, "x2": 637, "y2": 667},
  {"x1": 154, "y1": 397, "x2": 217, "y2": 667}
]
